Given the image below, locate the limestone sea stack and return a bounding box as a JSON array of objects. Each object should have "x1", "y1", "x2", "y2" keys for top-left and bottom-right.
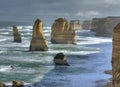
[
  {"x1": 112, "y1": 23, "x2": 120, "y2": 87},
  {"x1": 13, "y1": 26, "x2": 22, "y2": 43},
  {"x1": 51, "y1": 18, "x2": 77, "y2": 44},
  {"x1": 29, "y1": 19, "x2": 48, "y2": 51},
  {"x1": 70, "y1": 20, "x2": 82, "y2": 30},
  {"x1": 54, "y1": 53, "x2": 69, "y2": 66}
]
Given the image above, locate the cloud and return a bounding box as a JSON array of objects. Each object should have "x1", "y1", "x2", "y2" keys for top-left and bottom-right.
[
  {"x1": 0, "y1": 0, "x2": 120, "y2": 22},
  {"x1": 76, "y1": 11, "x2": 100, "y2": 17}
]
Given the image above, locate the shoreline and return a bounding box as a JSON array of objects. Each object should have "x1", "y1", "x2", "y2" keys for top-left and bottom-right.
[{"x1": 103, "y1": 70, "x2": 113, "y2": 87}]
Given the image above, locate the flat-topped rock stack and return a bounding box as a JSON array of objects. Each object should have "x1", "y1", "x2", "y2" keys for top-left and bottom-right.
[
  {"x1": 112, "y1": 23, "x2": 120, "y2": 87},
  {"x1": 29, "y1": 19, "x2": 48, "y2": 51},
  {"x1": 51, "y1": 18, "x2": 77, "y2": 44},
  {"x1": 13, "y1": 26, "x2": 22, "y2": 43},
  {"x1": 70, "y1": 20, "x2": 82, "y2": 30},
  {"x1": 90, "y1": 16, "x2": 120, "y2": 37}
]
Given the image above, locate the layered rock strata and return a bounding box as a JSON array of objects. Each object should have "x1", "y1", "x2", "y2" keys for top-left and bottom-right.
[
  {"x1": 29, "y1": 19, "x2": 48, "y2": 51},
  {"x1": 54, "y1": 53, "x2": 69, "y2": 66},
  {"x1": 112, "y1": 23, "x2": 120, "y2": 87},
  {"x1": 51, "y1": 18, "x2": 77, "y2": 44},
  {"x1": 13, "y1": 26, "x2": 22, "y2": 42}
]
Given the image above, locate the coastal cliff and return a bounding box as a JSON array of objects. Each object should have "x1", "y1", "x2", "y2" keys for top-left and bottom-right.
[
  {"x1": 90, "y1": 16, "x2": 120, "y2": 37},
  {"x1": 82, "y1": 20, "x2": 92, "y2": 30}
]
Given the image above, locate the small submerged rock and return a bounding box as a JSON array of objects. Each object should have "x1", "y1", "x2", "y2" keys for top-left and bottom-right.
[{"x1": 54, "y1": 53, "x2": 69, "y2": 66}]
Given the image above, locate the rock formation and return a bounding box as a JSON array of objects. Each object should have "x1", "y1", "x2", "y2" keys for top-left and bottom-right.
[
  {"x1": 12, "y1": 80, "x2": 24, "y2": 87},
  {"x1": 112, "y1": 23, "x2": 120, "y2": 87},
  {"x1": 13, "y1": 26, "x2": 22, "y2": 42},
  {"x1": 90, "y1": 16, "x2": 120, "y2": 37},
  {"x1": 51, "y1": 18, "x2": 77, "y2": 44},
  {"x1": 82, "y1": 20, "x2": 92, "y2": 30},
  {"x1": 29, "y1": 19, "x2": 48, "y2": 51},
  {"x1": 90, "y1": 18, "x2": 101, "y2": 32},
  {"x1": 54, "y1": 53, "x2": 69, "y2": 66},
  {"x1": 0, "y1": 82, "x2": 7, "y2": 87},
  {"x1": 70, "y1": 20, "x2": 82, "y2": 30}
]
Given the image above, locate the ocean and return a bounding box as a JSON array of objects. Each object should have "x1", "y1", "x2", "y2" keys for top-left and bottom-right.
[{"x1": 0, "y1": 23, "x2": 112, "y2": 87}]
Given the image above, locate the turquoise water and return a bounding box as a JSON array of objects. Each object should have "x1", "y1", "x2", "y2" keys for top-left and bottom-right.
[{"x1": 0, "y1": 26, "x2": 112, "y2": 87}]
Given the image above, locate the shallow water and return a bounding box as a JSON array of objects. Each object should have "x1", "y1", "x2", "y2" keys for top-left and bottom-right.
[{"x1": 0, "y1": 26, "x2": 112, "y2": 87}]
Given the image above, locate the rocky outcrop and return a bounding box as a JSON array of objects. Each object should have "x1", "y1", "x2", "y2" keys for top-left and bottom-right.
[
  {"x1": 70, "y1": 20, "x2": 82, "y2": 30},
  {"x1": 13, "y1": 26, "x2": 22, "y2": 42},
  {"x1": 12, "y1": 80, "x2": 23, "y2": 87},
  {"x1": 82, "y1": 20, "x2": 92, "y2": 30},
  {"x1": 0, "y1": 82, "x2": 7, "y2": 87},
  {"x1": 90, "y1": 16, "x2": 120, "y2": 37},
  {"x1": 112, "y1": 23, "x2": 120, "y2": 87},
  {"x1": 51, "y1": 18, "x2": 77, "y2": 44},
  {"x1": 29, "y1": 19, "x2": 48, "y2": 51},
  {"x1": 54, "y1": 53, "x2": 69, "y2": 66},
  {"x1": 103, "y1": 82, "x2": 113, "y2": 87}
]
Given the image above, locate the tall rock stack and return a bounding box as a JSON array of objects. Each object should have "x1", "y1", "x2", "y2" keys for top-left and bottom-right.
[
  {"x1": 112, "y1": 23, "x2": 120, "y2": 87},
  {"x1": 13, "y1": 26, "x2": 22, "y2": 43},
  {"x1": 29, "y1": 19, "x2": 48, "y2": 51},
  {"x1": 51, "y1": 18, "x2": 77, "y2": 44}
]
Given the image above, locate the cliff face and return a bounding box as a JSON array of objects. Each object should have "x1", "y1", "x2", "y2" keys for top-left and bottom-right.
[
  {"x1": 112, "y1": 23, "x2": 120, "y2": 87},
  {"x1": 90, "y1": 18, "x2": 101, "y2": 32},
  {"x1": 70, "y1": 20, "x2": 82, "y2": 30},
  {"x1": 90, "y1": 16, "x2": 120, "y2": 37},
  {"x1": 82, "y1": 20, "x2": 92, "y2": 30},
  {"x1": 13, "y1": 26, "x2": 22, "y2": 43},
  {"x1": 51, "y1": 18, "x2": 77, "y2": 44},
  {"x1": 29, "y1": 19, "x2": 48, "y2": 51}
]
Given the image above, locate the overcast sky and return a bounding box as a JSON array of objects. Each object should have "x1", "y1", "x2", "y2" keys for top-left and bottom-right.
[{"x1": 0, "y1": 0, "x2": 120, "y2": 24}]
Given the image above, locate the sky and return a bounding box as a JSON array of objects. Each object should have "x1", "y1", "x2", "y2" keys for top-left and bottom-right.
[{"x1": 0, "y1": 0, "x2": 120, "y2": 24}]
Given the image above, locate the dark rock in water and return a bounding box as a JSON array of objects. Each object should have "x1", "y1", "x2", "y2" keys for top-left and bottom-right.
[
  {"x1": 112, "y1": 23, "x2": 120, "y2": 87},
  {"x1": 0, "y1": 82, "x2": 7, "y2": 87},
  {"x1": 51, "y1": 18, "x2": 77, "y2": 44},
  {"x1": 13, "y1": 26, "x2": 22, "y2": 43},
  {"x1": 12, "y1": 80, "x2": 24, "y2": 87},
  {"x1": 54, "y1": 53, "x2": 69, "y2": 66},
  {"x1": 29, "y1": 19, "x2": 48, "y2": 51}
]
